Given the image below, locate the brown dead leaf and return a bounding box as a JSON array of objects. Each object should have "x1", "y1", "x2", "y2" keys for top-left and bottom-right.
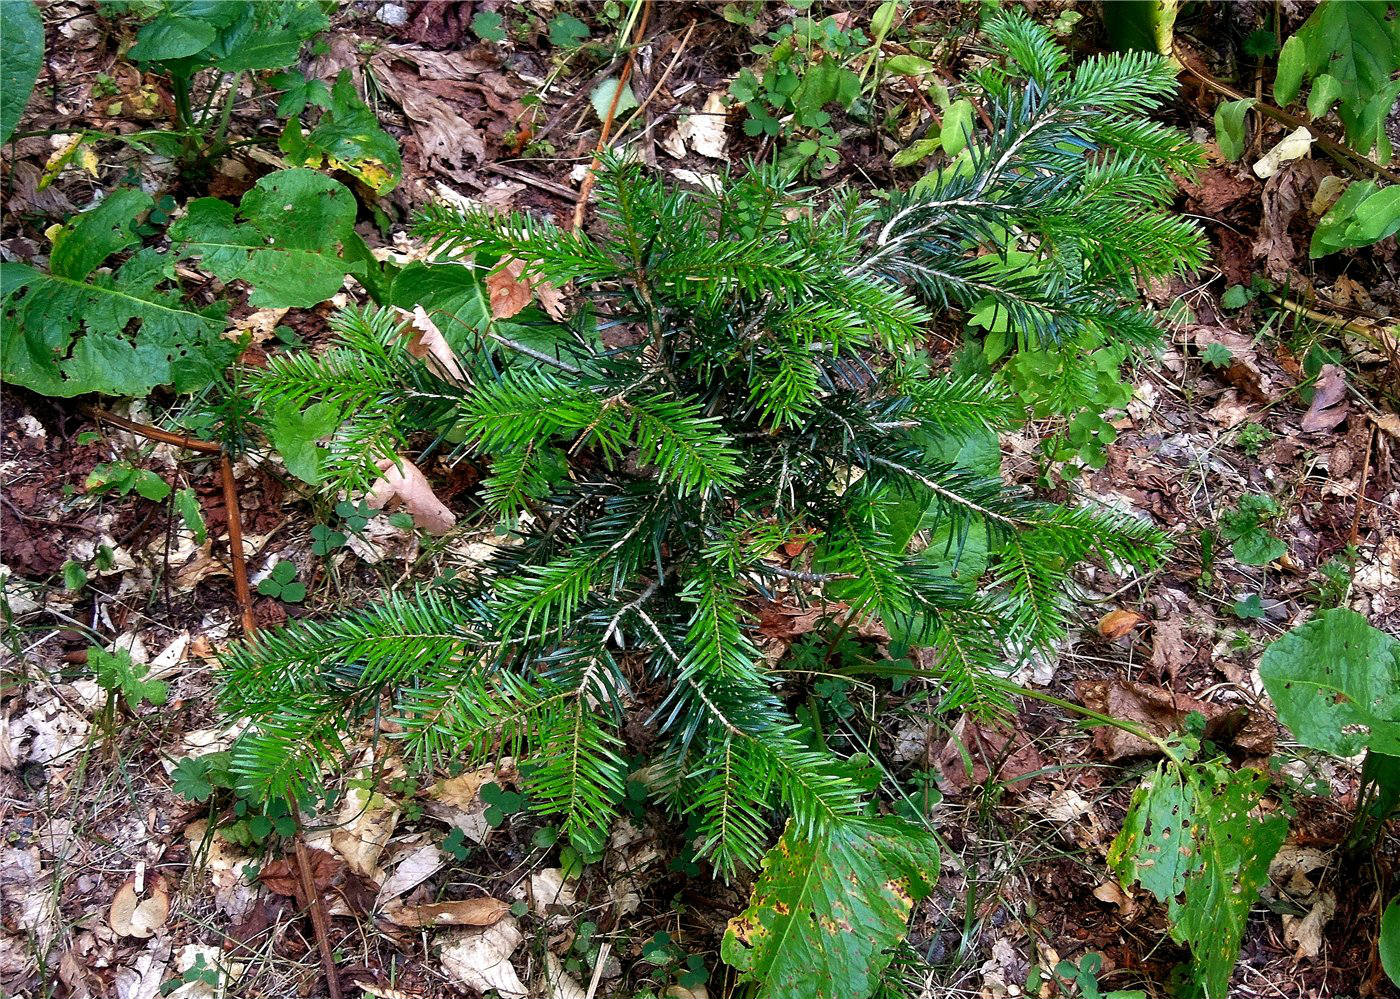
[
  {"x1": 486, "y1": 258, "x2": 532, "y2": 320},
  {"x1": 1092, "y1": 880, "x2": 1138, "y2": 920},
  {"x1": 1193, "y1": 327, "x2": 1275, "y2": 402},
  {"x1": 1151, "y1": 615, "x2": 1188, "y2": 684},
  {"x1": 1283, "y1": 891, "x2": 1336, "y2": 960},
  {"x1": 1076, "y1": 679, "x2": 1274, "y2": 759},
  {"x1": 259, "y1": 847, "x2": 341, "y2": 901},
  {"x1": 366, "y1": 457, "x2": 456, "y2": 535},
  {"x1": 383, "y1": 896, "x2": 509, "y2": 928},
  {"x1": 369, "y1": 56, "x2": 485, "y2": 182},
  {"x1": 393, "y1": 305, "x2": 468, "y2": 385},
  {"x1": 1299, "y1": 364, "x2": 1350, "y2": 433},
  {"x1": 935, "y1": 715, "x2": 1044, "y2": 794},
  {"x1": 108, "y1": 876, "x2": 169, "y2": 939},
  {"x1": 1097, "y1": 609, "x2": 1145, "y2": 639}
]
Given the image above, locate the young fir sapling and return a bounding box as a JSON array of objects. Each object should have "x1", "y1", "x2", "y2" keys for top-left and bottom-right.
[{"x1": 219, "y1": 13, "x2": 1205, "y2": 997}]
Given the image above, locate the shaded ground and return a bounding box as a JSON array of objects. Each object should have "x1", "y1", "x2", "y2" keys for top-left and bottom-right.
[{"x1": 3, "y1": 2, "x2": 1399, "y2": 997}]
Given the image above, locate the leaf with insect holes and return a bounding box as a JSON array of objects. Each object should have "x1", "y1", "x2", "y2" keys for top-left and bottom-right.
[
  {"x1": 722, "y1": 818, "x2": 939, "y2": 999},
  {"x1": 171, "y1": 169, "x2": 378, "y2": 309},
  {"x1": 1, "y1": 190, "x2": 233, "y2": 398},
  {"x1": 1259, "y1": 607, "x2": 1400, "y2": 758},
  {"x1": 1109, "y1": 759, "x2": 1287, "y2": 997}
]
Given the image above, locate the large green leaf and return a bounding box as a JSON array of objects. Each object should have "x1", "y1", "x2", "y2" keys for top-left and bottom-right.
[
  {"x1": 1109, "y1": 761, "x2": 1287, "y2": 998},
  {"x1": 0, "y1": 0, "x2": 43, "y2": 145},
  {"x1": 171, "y1": 169, "x2": 376, "y2": 308},
  {"x1": 1, "y1": 192, "x2": 232, "y2": 398},
  {"x1": 1259, "y1": 607, "x2": 1400, "y2": 757},
  {"x1": 1276, "y1": 0, "x2": 1400, "y2": 154},
  {"x1": 722, "y1": 818, "x2": 939, "y2": 999},
  {"x1": 279, "y1": 71, "x2": 402, "y2": 195}
]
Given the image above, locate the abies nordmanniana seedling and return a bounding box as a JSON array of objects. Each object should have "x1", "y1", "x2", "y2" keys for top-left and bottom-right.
[{"x1": 220, "y1": 14, "x2": 1205, "y2": 997}]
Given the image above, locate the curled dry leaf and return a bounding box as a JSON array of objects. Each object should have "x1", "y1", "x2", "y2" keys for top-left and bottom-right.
[
  {"x1": 383, "y1": 896, "x2": 509, "y2": 928},
  {"x1": 1283, "y1": 891, "x2": 1336, "y2": 960},
  {"x1": 1299, "y1": 364, "x2": 1349, "y2": 433},
  {"x1": 331, "y1": 781, "x2": 400, "y2": 880},
  {"x1": 438, "y1": 916, "x2": 527, "y2": 998},
  {"x1": 675, "y1": 91, "x2": 729, "y2": 160},
  {"x1": 539, "y1": 952, "x2": 587, "y2": 999},
  {"x1": 108, "y1": 876, "x2": 169, "y2": 939},
  {"x1": 485, "y1": 257, "x2": 567, "y2": 321},
  {"x1": 1097, "y1": 609, "x2": 1146, "y2": 639},
  {"x1": 366, "y1": 457, "x2": 456, "y2": 535},
  {"x1": 392, "y1": 305, "x2": 468, "y2": 386}
]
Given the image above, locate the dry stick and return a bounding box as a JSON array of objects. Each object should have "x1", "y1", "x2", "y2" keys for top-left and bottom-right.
[
  {"x1": 87, "y1": 408, "x2": 254, "y2": 634},
  {"x1": 1174, "y1": 49, "x2": 1400, "y2": 186},
  {"x1": 1350, "y1": 425, "x2": 1376, "y2": 546},
  {"x1": 294, "y1": 833, "x2": 344, "y2": 999},
  {"x1": 87, "y1": 410, "x2": 341, "y2": 995},
  {"x1": 572, "y1": 0, "x2": 653, "y2": 231}
]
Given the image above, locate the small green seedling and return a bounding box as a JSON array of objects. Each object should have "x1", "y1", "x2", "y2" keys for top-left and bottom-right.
[
  {"x1": 1219, "y1": 493, "x2": 1287, "y2": 566},
  {"x1": 92, "y1": 646, "x2": 168, "y2": 712},
  {"x1": 257, "y1": 560, "x2": 306, "y2": 603},
  {"x1": 310, "y1": 524, "x2": 347, "y2": 555},
  {"x1": 443, "y1": 826, "x2": 472, "y2": 861},
  {"x1": 481, "y1": 781, "x2": 526, "y2": 827},
  {"x1": 1202, "y1": 342, "x2": 1233, "y2": 368},
  {"x1": 86, "y1": 461, "x2": 171, "y2": 502},
  {"x1": 1232, "y1": 594, "x2": 1265, "y2": 619}
]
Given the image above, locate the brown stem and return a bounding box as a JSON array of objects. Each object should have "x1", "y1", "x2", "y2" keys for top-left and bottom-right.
[
  {"x1": 1174, "y1": 48, "x2": 1400, "y2": 186},
  {"x1": 293, "y1": 832, "x2": 343, "y2": 999},
  {"x1": 572, "y1": 0, "x2": 652, "y2": 231},
  {"x1": 87, "y1": 407, "x2": 256, "y2": 635}
]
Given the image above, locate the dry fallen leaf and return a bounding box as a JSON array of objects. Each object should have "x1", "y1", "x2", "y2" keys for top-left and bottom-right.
[
  {"x1": 675, "y1": 91, "x2": 729, "y2": 160},
  {"x1": 539, "y1": 952, "x2": 588, "y2": 999},
  {"x1": 486, "y1": 258, "x2": 533, "y2": 320},
  {"x1": 383, "y1": 896, "x2": 509, "y2": 928},
  {"x1": 1097, "y1": 609, "x2": 1145, "y2": 639},
  {"x1": 1283, "y1": 891, "x2": 1336, "y2": 959},
  {"x1": 1253, "y1": 125, "x2": 1313, "y2": 179},
  {"x1": 366, "y1": 457, "x2": 456, "y2": 536},
  {"x1": 331, "y1": 782, "x2": 400, "y2": 880},
  {"x1": 393, "y1": 305, "x2": 468, "y2": 385},
  {"x1": 439, "y1": 916, "x2": 527, "y2": 998},
  {"x1": 1092, "y1": 880, "x2": 1138, "y2": 920},
  {"x1": 377, "y1": 844, "x2": 444, "y2": 904},
  {"x1": 108, "y1": 876, "x2": 169, "y2": 939},
  {"x1": 1299, "y1": 364, "x2": 1349, "y2": 433}
]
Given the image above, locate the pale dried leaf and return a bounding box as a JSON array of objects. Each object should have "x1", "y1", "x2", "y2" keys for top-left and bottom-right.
[
  {"x1": 438, "y1": 916, "x2": 527, "y2": 997},
  {"x1": 540, "y1": 953, "x2": 587, "y2": 999},
  {"x1": 330, "y1": 783, "x2": 399, "y2": 880},
  {"x1": 366, "y1": 457, "x2": 456, "y2": 535},
  {"x1": 108, "y1": 877, "x2": 169, "y2": 939},
  {"x1": 393, "y1": 305, "x2": 468, "y2": 385},
  {"x1": 1253, "y1": 125, "x2": 1313, "y2": 179},
  {"x1": 676, "y1": 91, "x2": 729, "y2": 159},
  {"x1": 1283, "y1": 892, "x2": 1336, "y2": 959},
  {"x1": 385, "y1": 896, "x2": 509, "y2": 928},
  {"x1": 377, "y1": 844, "x2": 445, "y2": 904}
]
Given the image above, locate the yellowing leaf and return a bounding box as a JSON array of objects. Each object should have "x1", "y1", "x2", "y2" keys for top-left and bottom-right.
[{"x1": 722, "y1": 818, "x2": 939, "y2": 999}]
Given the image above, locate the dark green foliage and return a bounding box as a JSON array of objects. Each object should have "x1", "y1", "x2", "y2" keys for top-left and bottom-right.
[
  {"x1": 0, "y1": 0, "x2": 43, "y2": 145},
  {"x1": 221, "y1": 13, "x2": 1198, "y2": 997}
]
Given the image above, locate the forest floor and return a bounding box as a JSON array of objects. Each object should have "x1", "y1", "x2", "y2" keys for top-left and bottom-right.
[{"x1": 2, "y1": 2, "x2": 1399, "y2": 998}]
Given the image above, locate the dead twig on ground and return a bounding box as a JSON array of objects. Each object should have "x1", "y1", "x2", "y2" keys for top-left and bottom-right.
[{"x1": 572, "y1": 0, "x2": 653, "y2": 231}]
